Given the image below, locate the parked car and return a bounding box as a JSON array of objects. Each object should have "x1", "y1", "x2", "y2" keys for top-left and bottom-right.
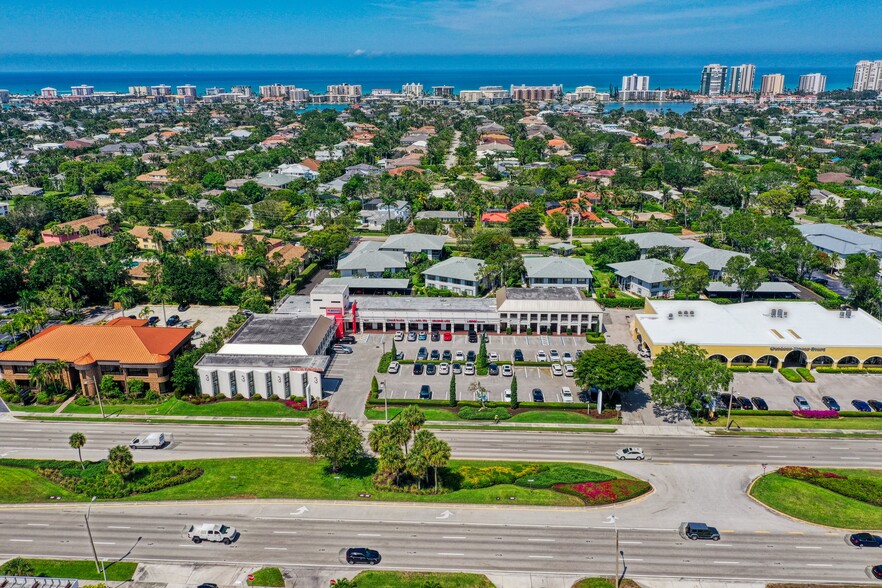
[
  {"x1": 468, "y1": 331, "x2": 479, "y2": 343},
  {"x1": 822, "y1": 396, "x2": 841, "y2": 411},
  {"x1": 455, "y1": 351, "x2": 465, "y2": 361},
  {"x1": 751, "y1": 397, "x2": 769, "y2": 411},
  {"x1": 531, "y1": 388, "x2": 544, "y2": 402},
  {"x1": 737, "y1": 396, "x2": 753, "y2": 410},
  {"x1": 387, "y1": 361, "x2": 400, "y2": 374},
  {"x1": 849, "y1": 532, "x2": 882, "y2": 547},
  {"x1": 166, "y1": 314, "x2": 181, "y2": 326},
  {"x1": 685, "y1": 522, "x2": 720, "y2": 541},
  {"x1": 719, "y1": 393, "x2": 736, "y2": 408},
  {"x1": 407, "y1": 332, "x2": 417, "y2": 342},
  {"x1": 426, "y1": 364, "x2": 436, "y2": 376},
  {"x1": 430, "y1": 349, "x2": 440, "y2": 360},
  {"x1": 503, "y1": 389, "x2": 512, "y2": 402},
  {"x1": 872, "y1": 565, "x2": 882, "y2": 579},
  {"x1": 417, "y1": 347, "x2": 428, "y2": 360},
  {"x1": 488, "y1": 352, "x2": 498, "y2": 362},
  {"x1": 501, "y1": 364, "x2": 513, "y2": 377},
  {"x1": 452, "y1": 363, "x2": 462, "y2": 374},
  {"x1": 560, "y1": 387, "x2": 573, "y2": 403},
  {"x1": 513, "y1": 349, "x2": 524, "y2": 362},
  {"x1": 549, "y1": 350, "x2": 560, "y2": 362},
  {"x1": 852, "y1": 399, "x2": 873, "y2": 412},
  {"x1": 443, "y1": 332, "x2": 452, "y2": 341},
  {"x1": 442, "y1": 350, "x2": 452, "y2": 361},
  {"x1": 438, "y1": 363, "x2": 450, "y2": 375},
  {"x1": 869, "y1": 399, "x2": 882, "y2": 412},
  {"x1": 811, "y1": 276, "x2": 829, "y2": 285},
  {"x1": 564, "y1": 364, "x2": 574, "y2": 377},
  {"x1": 431, "y1": 331, "x2": 440, "y2": 342},
  {"x1": 394, "y1": 331, "x2": 405, "y2": 341},
  {"x1": 562, "y1": 352, "x2": 573, "y2": 363},
  {"x1": 536, "y1": 350, "x2": 548, "y2": 362},
  {"x1": 488, "y1": 363, "x2": 499, "y2": 376},
  {"x1": 345, "y1": 547, "x2": 381, "y2": 565},
  {"x1": 419, "y1": 385, "x2": 432, "y2": 400},
  {"x1": 418, "y1": 331, "x2": 428, "y2": 341},
  {"x1": 793, "y1": 395, "x2": 811, "y2": 410},
  {"x1": 464, "y1": 362, "x2": 475, "y2": 376},
  {"x1": 413, "y1": 363, "x2": 424, "y2": 375},
  {"x1": 147, "y1": 316, "x2": 160, "y2": 326},
  {"x1": 332, "y1": 344, "x2": 352, "y2": 354},
  {"x1": 466, "y1": 350, "x2": 476, "y2": 363},
  {"x1": 337, "y1": 335, "x2": 356, "y2": 344},
  {"x1": 615, "y1": 447, "x2": 645, "y2": 461},
  {"x1": 551, "y1": 364, "x2": 563, "y2": 376},
  {"x1": 177, "y1": 303, "x2": 190, "y2": 312}
]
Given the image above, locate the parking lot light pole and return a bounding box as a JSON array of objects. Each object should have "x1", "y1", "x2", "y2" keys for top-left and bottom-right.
[
  {"x1": 382, "y1": 380, "x2": 388, "y2": 422},
  {"x1": 85, "y1": 496, "x2": 101, "y2": 574}
]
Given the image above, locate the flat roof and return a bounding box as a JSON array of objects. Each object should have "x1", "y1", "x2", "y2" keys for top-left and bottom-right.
[
  {"x1": 637, "y1": 300, "x2": 882, "y2": 349},
  {"x1": 322, "y1": 277, "x2": 410, "y2": 290},
  {"x1": 275, "y1": 295, "x2": 312, "y2": 316},
  {"x1": 196, "y1": 353, "x2": 330, "y2": 371},
  {"x1": 500, "y1": 287, "x2": 583, "y2": 301},
  {"x1": 228, "y1": 315, "x2": 322, "y2": 346},
  {"x1": 705, "y1": 281, "x2": 800, "y2": 294},
  {"x1": 352, "y1": 295, "x2": 496, "y2": 314}
]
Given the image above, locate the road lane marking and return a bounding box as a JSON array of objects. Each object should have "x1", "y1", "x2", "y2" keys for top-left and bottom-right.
[
  {"x1": 626, "y1": 558, "x2": 644, "y2": 562},
  {"x1": 9, "y1": 539, "x2": 33, "y2": 542},
  {"x1": 108, "y1": 526, "x2": 131, "y2": 529},
  {"x1": 94, "y1": 542, "x2": 116, "y2": 545},
  {"x1": 766, "y1": 455, "x2": 787, "y2": 458},
  {"x1": 693, "y1": 454, "x2": 715, "y2": 457},
  {"x1": 272, "y1": 531, "x2": 298, "y2": 535},
  {"x1": 442, "y1": 536, "x2": 466, "y2": 540},
  {"x1": 357, "y1": 533, "x2": 382, "y2": 537},
  {"x1": 438, "y1": 552, "x2": 465, "y2": 556},
  {"x1": 619, "y1": 541, "x2": 643, "y2": 544},
  {"x1": 527, "y1": 538, "x2": 555, "y2": 542},
  {"x1": 688, "y1": 444, "x2": 709, "y2": 447},
  {"x1": 840, "y1": 457, "x2": 861, "y2": 460},
  {"x1": 713, "y1": 561, "x2": 740, "y2": 565},
  {"x1": 807, "y1": 563, "x2": 833, "y2": 567},
  {"x1": 528, "y1": 555, "x2": 554, "y2": 559},
  {"x1": 753, "y1": 530, "x2": 770, "y2": 534},
  {"x1": 794, "y1": 546, "x2": 822, "y2": 550},
  {"x1": 264, "y1": 547, "x2": 287, "y2": 551},
  {"x1": 26, "y1": 523, "x2": 49, "y2": 526},
  {"x1": 704, "y1": 544, "x2": 732, "y2": 547},
  {"x1": 788, "y1": 532, "x2": 804, "y2": 535},
  {"x1": 758, "y1": 445, "x2": 779, "y2": 448}
]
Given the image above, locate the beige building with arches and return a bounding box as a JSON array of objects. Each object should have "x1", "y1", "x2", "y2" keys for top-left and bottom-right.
[{"x1": 631, "y1": 300, "x2": 882, "y2": 369}]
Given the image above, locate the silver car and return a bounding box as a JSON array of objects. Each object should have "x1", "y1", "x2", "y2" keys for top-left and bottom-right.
[{"x1": 615, "y1": 447, "x2": 645, "y2": 461}]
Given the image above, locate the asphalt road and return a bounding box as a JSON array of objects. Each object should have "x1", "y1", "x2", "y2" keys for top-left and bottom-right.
[
  {"x1": 2, "y1": 419, "x2": 882, "y2": 468},
  {"x1": 0, "y1": 501, "x2": 876, "y2": 584}
]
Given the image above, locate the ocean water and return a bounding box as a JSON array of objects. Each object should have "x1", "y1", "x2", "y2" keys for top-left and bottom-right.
[{"x1": 0, "y1": 66, "x2": 856, "y2": 96}]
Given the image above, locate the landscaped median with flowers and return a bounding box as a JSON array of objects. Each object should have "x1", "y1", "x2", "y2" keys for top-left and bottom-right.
[{"x1": 750, "y1": 466, "x2": 882, "y2": 528}]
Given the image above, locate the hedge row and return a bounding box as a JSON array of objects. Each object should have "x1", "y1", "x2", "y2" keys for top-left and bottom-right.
[
  {"x1": 728, "y1": 366, "x2": 775, "y2": 373},
  {"x1": 779, "y1": 368, "x2": 803, "y2": 383},
  {"x1": 796, "y1": 367, "x2": 815, "y2": 382},
  {"x1": 571, "y1": 226, "x2": 683, "y2": 236},
  {"x1": 597, "y1": 297, "x2": 646, "y2": 309},
  {"x1": 816, "y1": 367, "x2": 882, "y2": 374},
  {"x1": 728, "y1": 409, "x2": 882, "y2": 418},
  {"x1": 367, "y1": 397, "x2": 592, "y2": 411},
  {"x1": 799, "y1": 279, "x2": 845, "y2": 302},
  {"x1": 290, "y1": 262, "x2": 320, "y2": 291}
]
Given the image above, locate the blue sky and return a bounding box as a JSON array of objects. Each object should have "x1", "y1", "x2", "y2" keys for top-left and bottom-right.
[{"x1": 1, "y1": 0, "x2": 880, "y2": 57}]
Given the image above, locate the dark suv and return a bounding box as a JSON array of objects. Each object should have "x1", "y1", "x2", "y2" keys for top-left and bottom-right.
[
  {"x1": 849, "y1": 532, "x2": 882, "y2": 547},
  {"x1": 685, "y1": 522, "x2": 720, "y2": 541},
  {"x1": 468, "y1": 331, "x2": 479, "y2": 343},
  {"x1": 346, "y1": 547, "x2": 381, "y2": 565},
  {"x1": 419, "y1": 385, "x2": 432, "y2": 400}
]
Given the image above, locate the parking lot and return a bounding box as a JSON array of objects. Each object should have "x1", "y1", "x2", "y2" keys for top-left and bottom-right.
[
  {"x1": 368, "y1": 332, "x2": 594, "y2": 403},
  {"x1": 732, "y1": 372, "x2": 882, "y2": 411},
  {"x1": 84, "y1": 304, "x2": 239, "y2": 347}
]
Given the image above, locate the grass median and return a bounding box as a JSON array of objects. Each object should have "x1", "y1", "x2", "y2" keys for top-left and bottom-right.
[
  {"x1": 750, "y1": 468, "x2": 882, "y2": 528},
  {"x1": 702, "y1": 414, "x2": 882, "y2": 430},
  {"x1": 62, "y1": 397, "x2": 318, "y2": 418},
  {"x1": 0, "y1": 457, "x2": 648, "y2": 508},
  {"x1": 364, "y1": 407, "x2": 618, "y2": 424},
  {"x1": 352, "y1": 571, "x2": 493, "y2": 587},
  {"x1": 0, "y1": 558, "x2": 137, "y2": 581}
]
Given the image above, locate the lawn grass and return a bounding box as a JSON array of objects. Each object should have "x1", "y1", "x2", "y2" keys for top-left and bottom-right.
[
  {"x1": 247, "y1": 567, "x2": 285, "y2": 587},
  {"x1": 508, "y1": 411, "x2": 619, "y2": 424},
  {"x1": 62, "y1": 398, "x2": 318, "y2": 418},
  {"x1": 8, "y1": 404, "x2": 61, "y2": 413},
  {"x1": 0, "y1": 457, "x2": 642, "y2": 508},
  {"x1": 702, "y1": 414, "x2": 882, "y2": 430},
  {"x1": 750, "y1": 469, "x2": 882, "y2": 529},
  {"x1": 572, "y1": 579, "x2": 641, "y2": 588},
  {"x1": 3, "y1": 559, "x2": 137, "y2": 581},
  {"x1": 17, "y1": 416, "x2": 304, "y2": 427},
  {"x1": 425, "y1": 424, "x2": 617, "y2": 433},
  {"x1": 0, "y1": 465, "x2": 80, "y2": 503},
  {"x1": 711, "y1": 430, "x2": 882, "y2": 439},
  {"x1": 364, "y1": 407, "x2": 461, "y2": 421},
  {"x1": 352, "y1": 571, "x2": 494, "y2": 588}
]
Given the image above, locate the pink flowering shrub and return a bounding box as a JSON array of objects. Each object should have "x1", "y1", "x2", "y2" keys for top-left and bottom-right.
[
  {"x1": 792, "y1": 410, "x2": 839, "y2": 419},
  {"x1": 553, "y1": 479, "x2": 651, "y2": 505}
]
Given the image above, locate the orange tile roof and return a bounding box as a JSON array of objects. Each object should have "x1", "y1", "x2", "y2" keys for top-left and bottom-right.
[
  {"x1": 45, "y1": 215, "x2": 107, "y2": 234},
  {"x1": 35, "y1": 234, "x2": 113, "y2": 249},
  {"x1": 0, "y1": 240, "x2": 13, "y2": 252},
  {"x1": 130, "y1": 225, "x2": 176, "y2": 240},
  {"x1": 204, "y1": 231, "x2": 282, "y2": 247},
  {"x1": 388, "y1": 165, "x2": 426, "y2": 176},
  {"x1": 299, "y1": 158, "x2": 320, "y2": 171},
  {"x1": 269, "y1": 243, "x2": 308, "y2": 264},
  {"x1": 0, "y1": 323, "x2": 192, "y2": 365},
  {"x1": 510, "y1": 202, "x2": 531, "y2": 213},
  {"x1": 481, "y1": 211, "x2": 509, "y2": 223}
]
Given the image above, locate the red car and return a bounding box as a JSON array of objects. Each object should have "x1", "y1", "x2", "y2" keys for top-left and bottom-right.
[{"x1": 443, "y1": 332, "x2": 452, "y2": 341}]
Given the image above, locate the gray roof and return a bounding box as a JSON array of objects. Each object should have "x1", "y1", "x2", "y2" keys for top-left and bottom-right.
[
  {"x1": 500, "y1": 287, "x2": 583, "y2": 301},
  {"x1": 322, "y1": 277, "x2": 411, "y2": 290},
  {"x1": 422, "y1": 257, "x2": 484, "y2": 281},
  {"x1": 608, "y1": 258, "x2": 676, "y2": 283},
  {"x1": 549, "y1": 242, "x2": 575, "y2": 251},
  {"x1": 228, "y1": 314, "x2": 323, "y2": 346},
  {"x1": 622, "y1": 232, "x2": 691, "y2": 250},
  {"x1": 523, "y1": 256, "x2": 593, "y2": 279},
  {"x1": 414, "y1": 210, "x2": 465, "y2": 221},
  {"x1": 381, "y1": 233, "x2": 448, "y2": 253},
  {"x1": 705, "y1": 281, "x2": 800, "y2": 295},
  {"x1": 196, "y1": 353, "x2": 330, "y2": 371},
  {"x1": 254, "y1": 172, "x2": 293, "y2": 188},
  {"x1": 797, "y1": 223, "x2": 882, "y2": 256},
  {"x1": 680, "y1": 247, "x2": 748, "y2": 272},
  {"x1": 337, "y1": 241, "x2": 407, "y2": 272}
]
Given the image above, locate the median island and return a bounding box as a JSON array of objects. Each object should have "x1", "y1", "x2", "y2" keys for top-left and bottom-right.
[{"x1": 750, "y1": 466, "x2": 882, "y2": 528}]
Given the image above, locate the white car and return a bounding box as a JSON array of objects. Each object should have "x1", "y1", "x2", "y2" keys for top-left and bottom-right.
[
  {"x1": 551, "y1": 364, "x2": 563, "y2": 376},
  {"x1": 503, "y1": 389, "x2": 512, "y2": 402},
  {"x1": 560, "y1": 387, "x2": 573, "y2": 403},
  {"x1": 464, "y1": 362, "x2": 475, "y2": 376},
  {"x1": 563, "y1": 352, "x2": 573, "y2": 363},
  {"x1": 615, "y1": 447, "x2": 645, "y2": 461},
  {"x1": 489, "y1": 352, "x2": 499, "y2": 362},
  {"x1": 549, "y1": 350, "x2": 560, "y2": 362},
  {"x1": 387, "y1": 361, "x2": 400, "y2": 374},
  {"x1": 438, "y1": 362, "x2": 450, "y2": 375},
  {"x1": 455, "y1": 350, "x2": 465, "y2": 361},
  {"x1": 564, "y1": 364, "x2": 575, "y2": 377},
  {"x1": 394, "y1": 331, "x2": 405, "y2": 341},
  {"x1": 537, "y1": 350, "x2": 548, "y2": 362},
  {"x1": 501, "y1": 364, "x2": 513, "y2": 377}
]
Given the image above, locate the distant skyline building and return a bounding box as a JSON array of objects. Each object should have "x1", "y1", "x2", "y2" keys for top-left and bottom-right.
[
  {"x1": 621, "y1": 74, "x2": 649, "y2": 92},
  {"x1": 760, "y1": 73, "x2": 785, "y2": 95},
  {"x1": 853, "y1": 59, "x2": 882, "y2": 91},
  {"x1": 699, "y1": 64, "x2": 728, "y2": 96},
  {"x1": 40, "y1": 87, "x2": 57, "y2": 98},
  {"x1": 432, "y1": 85, "x2": 454, "y2": 98},
  {"x1": 798, "y1": 73, "x2": 826, "y2": 94},
  {"x1": 728, "y1": 64, "x2": 756, "y2": 94},
  {"x1": 177, "y1": 84, "x2": 197, "y2": 98},
  {"x1": 150, "y1": 84, "x2": 172, "y2": 96},
  {"x1": 128, "y1": 85, "x2": 149, "y2": 97},
  {"x1": 205, "y1": 87, "x2": 225, "y2": 96},
  {"x1": 71, "y1": 84, "x2": 94, "y2": 97},
  {"x1": 509, "y1": 84, "x2": 563, "y2": 101},
  {"x1": 401, "y1": 82, "x2": 423, "y2": 96},
  {"x1": 232, "y1": 85, "x2": 253, "y2": 97},
  {"x1": 0, "y1": 89, "x2": 9, "y2": 103}
]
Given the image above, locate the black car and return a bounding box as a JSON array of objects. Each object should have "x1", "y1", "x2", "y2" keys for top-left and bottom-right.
[
  {"x1": 822, "y1": 396, "x2": 841, "y2": 411},
  {"x1": 849, "y1": 532, "x2": 882, "y2": 547},
  {"x1": 468, "y1": 331, "x2": 479, "y2": 343},
  {"x1": 346, "y1": 547, "x2": 381, "y2": 565},
  {"x1": 852, "y1": 399, "x2": 873, "y2": 412},
  {"x1": 685, "y1": 522, "x2": 720, "y2": 541},
  {"x1": 430, "y1": 349, "x2": 440, "y2": 361},
  {"x1": 736, "y1": 396, "x2": 753, "y2": 410},
  {"x1": 337, "y1": 335, "x2": 356, "y2": 344},
  {"x1": 413, "y1": 363, "x2": 424, "y2": 375},
  {"x1": 513, "y1": 349, "x2": 524, "y2": 362},
  {"x1": 177, "y1": 303, "x2": 190, "y2": 312},
  {"x1": 417, "y1": 347, "x2": 428, "y2": 360},
  {"x1": 442, "y1": 350, "x2": 452, "y2": 361},
  {"x1": 147, "y1": 316, "x2": 160, "y2": 326},
  {"x1": 751, "y1": 397, "x2": 769, "y2": 411},
  {"x1": 488, "y1": 363, "x2": 499, "y2": 376},
  {"x1": 166, "y1": 314, "x2": 181, "y2": 326},
  {"x1": 426, "y1": 364, "x2": 436, "y2": 376},
  {"x1": 719, "y1": 393, "x2": 736, "y2": 408},
  {"x1": 869, "y1": 399, "x2": 882, "y2": 412},
  {"x1": 466, "y1": 350, "x2": 476, "y2": 362},
  {"x1": 419, "y1": 385, "x2": 432, "y2": 400},
  {"x1": 873, "y1": 565, "x2": 882, "y2": 579},
  {"x1": 532, "y1": 388, "x2": 544, "y2": 403},
  {"x1": 431, "y1": 331, "x2": 440, "y2": 342}
]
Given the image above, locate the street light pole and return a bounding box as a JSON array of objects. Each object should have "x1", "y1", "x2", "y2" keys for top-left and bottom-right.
[
  {"x1": 605, "y1": 515, "x2": 619, "y2": 588},
  {"x1": 725, "y1": 381, "x2": 734, "y2": 431},
  {"x1": 382, "y1": 380, "x2": 388, "y2": 422},
  {"x1": 84, "y1": 496, "x2": 102, "y2": 574}
]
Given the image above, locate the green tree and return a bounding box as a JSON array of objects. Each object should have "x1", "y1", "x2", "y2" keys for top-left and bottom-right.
[
  {"x1": 544, "y1": 211, "x2": 569, "y2": 239},
  {"x1": 306, "y1": 411, "x2": 365, "y2": 473},
  {"x1": 574, "y1": 344, "x2": 646, "y2": 395},
  {"x1": 109, "y1": 286, "x2": 136, "y2": 319},
  {"x1": 721, "y1": 255, "x2": 768, "y2": 303},
  {"x1": 107, "y1": 445, "x2": 134, "y2": 477},
  {"x1": 449, "y1": 373, "x2": 457, "y2": 407},
  {"x1": 754, "y1": 189, "x2": 795, "y2": 217},
  {"x1": 840, "y1": 253, "x2": 882, "y2": 313},
  {"x1": 100, "y1": 375, "x2": 123, "y2": 399},
  {"x1": 510, "y1": 373, "x2": 519, "y2": 409},
  {"x1": 476, "y1": 335, "x2": 488, "y2": 368},
  {"x1": 507, "y1": 206, "x2": 542, "y2": 238},
  {"x1": 650, "y1": 342, "x2": 732, "y2": 417},
  {"x1": 590, "y1": 237, "x2": 640, "y2": 269},
  {"x1": 69, "y1": 432, "x2": 87, "y2": 470},
  {"x1": 0, "y1": 557, "x2": 35, "y2": 576},
  {"x1": 300, "y1": 224, "x2": 351, "y2": 261},
  {"x1": 425, "y1": 437, "x2": 451, "y2": 494},
  {"x1": 664, "y1": 262, "x2": 711, "y2": 298}
]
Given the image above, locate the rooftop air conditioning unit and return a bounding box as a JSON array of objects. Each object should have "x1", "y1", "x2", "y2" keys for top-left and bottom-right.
[
  {"x1": 667, "y1": 313, "x2": 673, "y2": 320},
  {"x1": 689, "y1": 311, "x2": 695, "y2": 317},
  {"x1": 846, "y1": 310, "x2": 852, "y2": 318},
  {"x1": 782, "y1": 311, "x2": 788, "y2": 318}
]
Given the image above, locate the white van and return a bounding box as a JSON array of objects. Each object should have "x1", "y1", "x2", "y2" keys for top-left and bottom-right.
[
  {"x1": 560, "y1": 387, "x2": 574, "y2": 403},
  {"x1": 129, "y1": 432, "x2": 167, "y2": 449}
]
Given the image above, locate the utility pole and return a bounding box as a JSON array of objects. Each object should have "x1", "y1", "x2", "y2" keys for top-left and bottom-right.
[
  {"x1": 725, "y1": 381, "x2": 734, "y2": 431},
  {"x1": 84, "y1": 496, "x2": 101, "y2": 574}
]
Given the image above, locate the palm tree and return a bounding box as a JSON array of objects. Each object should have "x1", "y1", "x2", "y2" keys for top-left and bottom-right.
[
  {"x1": 46, "y1": 360, "x2": 68, "y2": 395},
  {"x1": 28, "y1": 363, "x2": 50, "y2": 393},
  {"x1": 17, "y1": 290, "x2": 40, "y2": 313},
  {"x1": 148, "y1": 283, "x2": 172, "y2": 324},
  {"x1": 426, "y1": 437, "x2": 451, "y2": 494},
  {"x1": 110, "y1": 286, "x2": 136, "y2": 319},
  {"x1": 138, "y1": 306, "x2": 153, "y2": 320},
  {"x1": 69, "y1": 432, "x2": 86, "y2": 470}
]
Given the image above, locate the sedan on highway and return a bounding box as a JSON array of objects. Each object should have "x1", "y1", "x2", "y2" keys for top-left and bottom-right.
[
  {"x1": 849, "y1": 532, "x2": 882, "y2": 547},
  {"x1": 751, "y1": 397, "x2": 769, "y2": 411},
  {"x1": 346, "y1": 547, "x2": 381, "y2": 565},
  {"x1": 615, "y1": 448, "x2": 645, "y2": 461},
  {"x1": 822, "y1": 396, "x2": 841, "y2": 411},
  {"x1": 793, "y1": 395, "x2": 811, "y2": 410},
  {"x1": 852, "y1": 400, "x2": 873, "y2": 413}
]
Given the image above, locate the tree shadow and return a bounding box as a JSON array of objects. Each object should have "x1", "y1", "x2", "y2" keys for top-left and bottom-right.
[{"x1": 325, "y1": 455, "x2": 377, "y2": 479}]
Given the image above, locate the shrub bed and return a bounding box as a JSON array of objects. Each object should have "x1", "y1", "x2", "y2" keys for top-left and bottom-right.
[
  {"x1": 816, "y1": 367, "x2": 871, "y2": 374},
  {"x1": 554, "y1": 479, "x2": 651, "y2": 505},
  {"x1": 457, "y1": 406, "x2": 512, "y2": 421},
  {"x1": 792, "y1": 410, "x2": 839, "y2": 419},
  {"x1": 597, "y1": 297, "x2": 646, "y2": 309},
  {"x1": 779, "y1": 368, "x2": 802, "y2": 383},
  {"x1": 514, "y1": 466, "x2": 612, "y2": 489},
  {"x1": 796, "y1": 367, "x2": 815, "y2": 382},
  {"x1": 452, "y1": 463, "x2": 544, "y2": 489},
  {"x1": 778, "y1": 466, "x2": 882, "y2": 508}
]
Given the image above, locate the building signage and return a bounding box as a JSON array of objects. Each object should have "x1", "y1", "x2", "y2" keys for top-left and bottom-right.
[
  {"x1": 769, "y1": 346, "x2": 827, "y2": 352},
  {"x1": 325, "y1": 308, "x2": 343, "y2": 315}
]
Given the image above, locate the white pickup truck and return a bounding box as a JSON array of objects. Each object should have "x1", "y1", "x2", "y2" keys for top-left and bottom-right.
[
  {"x1": 129, "y1": 432, "x2": 168, "y2": 449},
  {"x1": 186, "y1": 523, "x2": 239, "y2": 544}
]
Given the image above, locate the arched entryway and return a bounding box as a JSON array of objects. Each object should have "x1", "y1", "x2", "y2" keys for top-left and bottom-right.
[
  {"x1": 731, "y1": 354, "x2": 754, "y2": 367},
  {"x1": 708, "y1": 354, "x2": 728, "y2": 364},
  {"x1": 811, "y1": 355, "x2": 834, "y2": 368},
  {"x1": 783, "y1": 350, "x2": 807, "y2": 367},
  {"x1": 756, "y1": 355, "x2": 779, "y2": 368},
  {"x1": 863, "y1": 356, "x2": 882, "y2": 367},
  {"x1": 837, "y1": 356, "x2": 860, "y2": 367}
]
